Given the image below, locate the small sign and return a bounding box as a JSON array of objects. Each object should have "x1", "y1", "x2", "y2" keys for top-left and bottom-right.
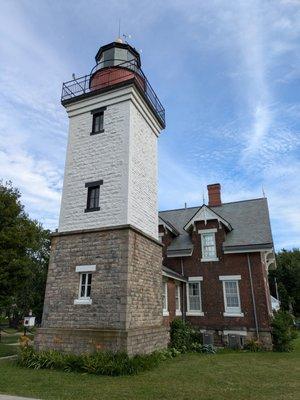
[{"x1": 24, "y1": 316, "x2": 35, "y2": 327}]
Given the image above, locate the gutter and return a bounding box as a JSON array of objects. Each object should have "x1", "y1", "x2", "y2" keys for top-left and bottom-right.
[{"x1": 247, "y1": 254, "x2": 260, "y2": 340}]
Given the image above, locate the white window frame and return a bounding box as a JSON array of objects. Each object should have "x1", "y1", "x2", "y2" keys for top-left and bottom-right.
[
  {"x1": 158, "y1": 232, "x2": 164, "y2": 243},
  {"x1": 219, "y1": 275, "x2": 243, "y2": 317},
  {"x1": 199, "y1": 229, "x2": 219, "y2": 262},
  {"x1": 74, "y1": 265, "x2": 95, "y2": 305},
  {"x1": 162, "y1": 280, "x2": 169, "y2": 316},
  {"x1": 186, "y1": 277, "x2": 204, "y2": 316},
  {"x1": 175, "y1": 283, "x2": 182, "y2": 316}
]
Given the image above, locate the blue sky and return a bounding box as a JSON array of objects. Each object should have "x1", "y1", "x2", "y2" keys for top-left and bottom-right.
[{"x1": 0, "y1": 0, "x2": 300, "y2": 250}]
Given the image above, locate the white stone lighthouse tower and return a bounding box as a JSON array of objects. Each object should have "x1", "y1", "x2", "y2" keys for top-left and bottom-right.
[{"x1": 35, "y1": 40, "x2": 168, "y2": 354}]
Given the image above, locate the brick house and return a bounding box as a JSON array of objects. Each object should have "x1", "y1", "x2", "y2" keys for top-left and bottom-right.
[
  {"x1": 35, "y1": 39, "x2": 276, "y2": 354},
  {"x1": 159, "y1": 183, "x2": 276, "y2": 348}
]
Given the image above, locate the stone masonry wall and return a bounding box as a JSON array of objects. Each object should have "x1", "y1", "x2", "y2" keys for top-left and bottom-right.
[{"x1": 36, "y1": 226, "x2": 169, "y2": 355}]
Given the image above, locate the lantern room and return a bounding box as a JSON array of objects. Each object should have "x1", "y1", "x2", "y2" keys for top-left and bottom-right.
[{"x1": 89, "y1": 39, "x2": 145, "y2": 92}]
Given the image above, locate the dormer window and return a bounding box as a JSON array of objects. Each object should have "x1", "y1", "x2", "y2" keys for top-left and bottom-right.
[{"x1": 199, "y1": 228, "x2": 218, "y2": 262}]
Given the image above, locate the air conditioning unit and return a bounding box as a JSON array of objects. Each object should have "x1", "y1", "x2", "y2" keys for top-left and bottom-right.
[
  {"x1": 228, "y1": 334, "x2": 244, "y2": 349},
  {"x1": 203, "y1": 332, "x2": 214, "y2": 346}
]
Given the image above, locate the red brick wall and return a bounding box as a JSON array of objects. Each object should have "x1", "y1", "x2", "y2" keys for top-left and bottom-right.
[
  {"x1": 163, "y1": 278, "x2": 185, "y2": 326},
  {"x1": 162, "y1": 219, "x2": 272, "y2": 333}
]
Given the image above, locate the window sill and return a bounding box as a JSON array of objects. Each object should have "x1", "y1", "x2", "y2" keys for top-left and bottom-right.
[
  {"x1": 74, "y1": 298, "x2": 92, "y2": 305},
  {"x1": 90, "y1": 129, "x2": 105, "y2": 135},
  {"x1": 163, "y1": 311, "x2": 169, "y2": 317},
  {"x1": 186, "y1": 311, "x2": 204, "y2": 316},
  {"x1": 85, "y1": 207, "x2": 100, "y2": 213},
  {"x1": 223, "y1": 312, "x2": 244, "y2": 317},
  {"x1": 201, "y1": 257, "x2": 219, "y2": 262},
  {"x1": 175, "y1": 310, "x2": 182, "y2": 316}
]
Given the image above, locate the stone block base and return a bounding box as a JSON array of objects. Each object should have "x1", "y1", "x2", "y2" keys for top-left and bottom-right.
[{"x1": 35, "y1": 325, "x2": 169, "y2": 356}]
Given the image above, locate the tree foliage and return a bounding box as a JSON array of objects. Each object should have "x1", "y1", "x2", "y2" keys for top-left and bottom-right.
[
  {"x1": 271, "y1": 310, "x2": 297, "y2": 352},
  {"x1": 269, "y1": 249, "x2": 300, "y2": 315},
  {"x1": 0, "y1": 181, "x2": 50, "y2": 325}
]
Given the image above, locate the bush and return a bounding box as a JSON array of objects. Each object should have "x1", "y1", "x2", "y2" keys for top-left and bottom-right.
[
  {"x1": 18, "y1": 346, "x2": 172, "y2": 376},
  {"x1": 271, "y1": 311, "x2": 297, "y2": 352},
  {"x1": 169, "y1": 319, "x2": 192, "y2": 352},
  {"x1": 201, "y1": 344, "x2": 216, "y2": 354},
  {"x1": 244, "y1": 339, "x2": 264, "y2": 352},
  {"x1": 170, "y1": 318, "x2": 216, "y2": 354}
]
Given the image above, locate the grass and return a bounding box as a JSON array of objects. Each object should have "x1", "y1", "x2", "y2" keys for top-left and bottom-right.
[
  {"x1": 0, "y1": 337, "x2": 299, "y2": 400},
  {"x1": 0, "y1": 330, "x2": 19, "y2": 357},
  {"x1": 0, "y1": 343, "x2": 18, "y2": 357},
  {"x1": 0, "y1": 328, "x2": 30, "y2": 358}
]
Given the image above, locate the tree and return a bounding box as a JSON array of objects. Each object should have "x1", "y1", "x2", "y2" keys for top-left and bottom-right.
[
  {"x1": 269, "y1": 249, "x2": 300, "y2": 316},
  {"x1": 271, "y1": 310, "x2": 297, "y2": 352},
  {"x1": 0, "y1": 181, "x2": 50, "y2": 326}
]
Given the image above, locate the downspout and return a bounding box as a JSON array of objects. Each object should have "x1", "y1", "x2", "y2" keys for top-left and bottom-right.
[
  {"x1": 247, "y1": 254, "x2": 260, "y2": 340},
  {"x1": 181, "y1": 257, "x2": 185, "y2": 321}
]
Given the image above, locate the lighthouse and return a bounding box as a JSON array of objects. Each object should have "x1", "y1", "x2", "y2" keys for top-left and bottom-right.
[{"x1": 35, "y1": 39, "x2": 168, "y2": 355}]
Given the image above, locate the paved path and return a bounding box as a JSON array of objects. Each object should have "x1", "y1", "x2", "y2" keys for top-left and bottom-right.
[
  {"x1": 0, "y1": 396, "x2": 40, "y2": 400},
  {"x1": 0, "y1": 355, "x2": 17, "y2": 361}
]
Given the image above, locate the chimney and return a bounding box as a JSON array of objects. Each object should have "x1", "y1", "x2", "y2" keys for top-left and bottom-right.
[{"x1": 207, "y1": 183, "x2": 221, "y2": 207}]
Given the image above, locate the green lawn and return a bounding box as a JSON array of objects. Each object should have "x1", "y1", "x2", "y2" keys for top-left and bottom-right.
[{"x1": 0, "y1": 337, "x2": 299, "y2": 400}]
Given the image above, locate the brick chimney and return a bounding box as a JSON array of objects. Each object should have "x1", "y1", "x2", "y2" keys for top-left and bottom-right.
[{"x1": 207, "y1": 183, "x2": 222, "y2": 207}]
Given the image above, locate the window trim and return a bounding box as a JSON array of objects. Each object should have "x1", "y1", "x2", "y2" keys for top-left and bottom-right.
[
  {"x1": 186, "y1": 277, "x2": 204, "y2": 316},
  {"x1": 175, "y1": 283, "x2": 182, "y2": 316},
  {"x1": 75, "y1": 265, "x2": 96, "y2": 273},
  {"x1": 162, "y1": 280, "x2": 169, "y2": 316},
  {"x1": 219, "y1": 276, "x2": 243, "y2": 317},
  {"x1": 199, "y1": 229, "x2": 218, "y2": 262}
]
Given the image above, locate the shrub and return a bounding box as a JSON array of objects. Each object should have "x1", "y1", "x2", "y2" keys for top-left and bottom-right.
[
  {"x1": 271, "y1": 310, "x2": 297, "y2": 352},
  {"x1": 201, "y1": 344, "x2": 216, "y2": 354},
  {"x1": 169, "y1": 319, "x2": 192, "y2": 352},
  {"x1": 244, "y1": 339, "x2": 264, "y2": 352},
  {"x1": 18, "y1": 347, "x2": 171, "y2": 376},
  {"x1": 170, "y1": 319, "x2": 216, "y2": 354}
]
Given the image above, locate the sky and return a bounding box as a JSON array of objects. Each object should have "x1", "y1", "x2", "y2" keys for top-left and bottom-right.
[{"x1": 0, "y1": 0, "x2": 300, "y2": 250}]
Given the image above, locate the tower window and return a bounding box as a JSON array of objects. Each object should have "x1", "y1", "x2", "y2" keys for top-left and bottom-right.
[
  {"x1": 85, "y1": 180, "x2": 103, "y2": 212},
  {"x1": 91, "y1": 107, "x2": 106, "y2": 135},
  {"x1": 79, "y1": 273, "x2": 92, "y2": 299}
]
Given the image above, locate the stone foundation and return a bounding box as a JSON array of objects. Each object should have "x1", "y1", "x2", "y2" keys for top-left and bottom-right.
[
  {"x1": 36, "y1": 225, "x2": 169, "y2": 355},
  {"x1": 35, "y1": 325, "x2": 168, "y2": 355}
]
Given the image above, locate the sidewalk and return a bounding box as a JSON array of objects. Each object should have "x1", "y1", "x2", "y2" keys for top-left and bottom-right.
[{"x1": 0, "y1": 396, "x2": 40, "y2": 400}]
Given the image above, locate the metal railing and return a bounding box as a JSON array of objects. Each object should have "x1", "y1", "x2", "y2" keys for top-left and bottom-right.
[{"x1": 61, "y1": 59, "x2": 165, "y2": 127}]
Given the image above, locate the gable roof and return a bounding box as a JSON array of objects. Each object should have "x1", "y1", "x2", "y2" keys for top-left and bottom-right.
[
  {"x1": 158, "y1": 216, "x2": 180, "y2": 236},
  {"x1": 183, "y1": 205, "x2": 232, "y2": 232},
  {"x1": 159, "y1": 198, "x2": 273, "y2": 256}
]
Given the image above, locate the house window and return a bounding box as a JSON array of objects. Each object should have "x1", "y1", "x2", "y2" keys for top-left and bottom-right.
[
  {"x1": 91, "y1": 111, "x2": 104, "y2": 134},
  {"x1": 175, "y1": 284, "x2": 181, "y2": 316},
  {"x1": 162, "y1": 280, "x2": 169, "y2": 316},
  {"x1": 199, "y1": 229, "x2": 218, "y2": 261},
  {"x1": 74, "y1": 265, "x2": 96, "y2": 305},
  {"x1": 219, "y1": 275, "x2": 243, "y2": 317},
  {"x1": 187, "y1": 277, "x2": 203, "y2": 316},
  {"x1": 85, "y1": 180, "x2": 103, "y2": 212}
]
